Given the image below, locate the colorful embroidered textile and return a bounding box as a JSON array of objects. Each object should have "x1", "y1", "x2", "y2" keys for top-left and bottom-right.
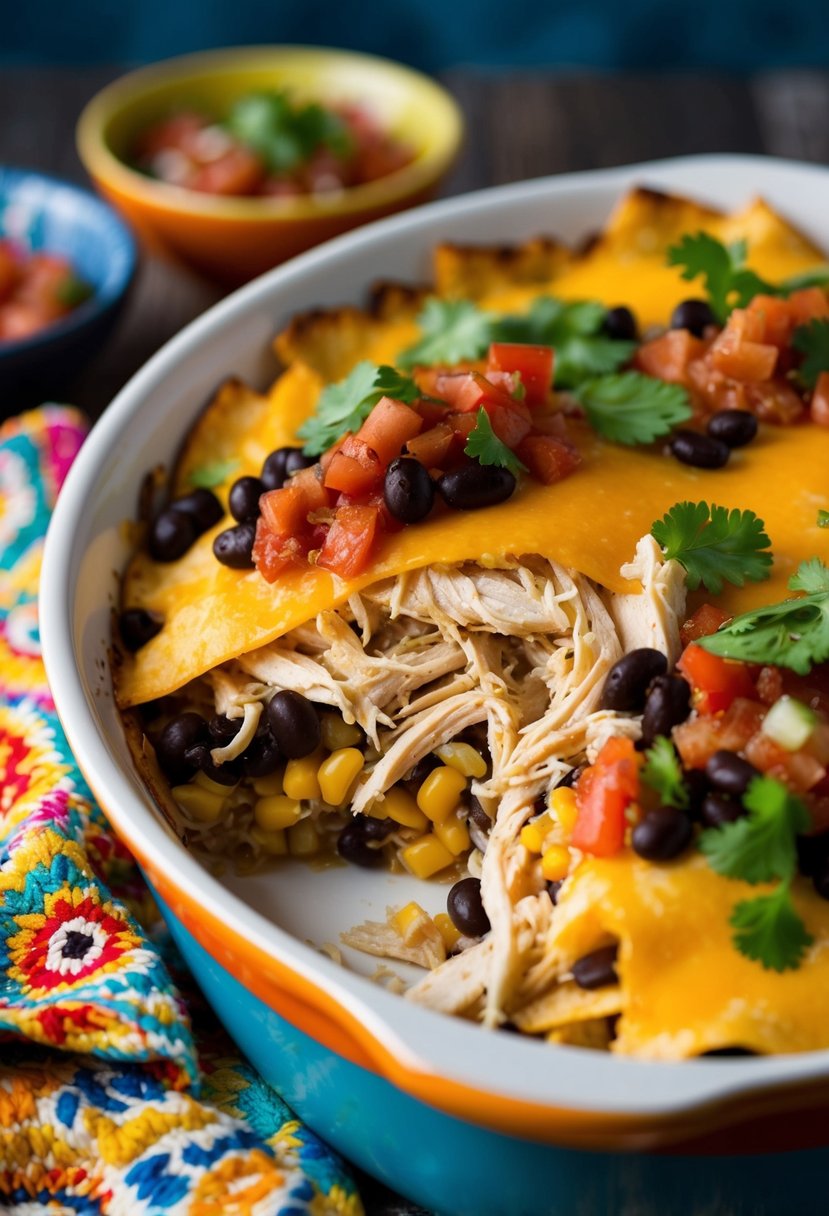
[{"x1": 0, "y1": 407, "x2": 363, "y2": 1215}]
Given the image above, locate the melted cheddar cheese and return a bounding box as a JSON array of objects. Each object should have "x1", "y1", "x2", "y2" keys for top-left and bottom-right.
[{"x1": 117, "y1": 192, "x2": 829, "y2": 707}]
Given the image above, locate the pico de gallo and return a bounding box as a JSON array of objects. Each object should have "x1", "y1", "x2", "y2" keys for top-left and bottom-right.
[
  {"x1": 131, "y1": 89, "x2": 414, "y2": 198},
  {"x1": 0, "y1": 240, "x2": 93, "y2": 344}
]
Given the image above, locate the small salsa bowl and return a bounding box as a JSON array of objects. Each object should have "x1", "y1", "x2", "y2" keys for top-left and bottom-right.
[
  {"x1": 76, "y1": 46, "x2": 464, "y2": 285},
  {"x1": 0, "y1": 167, "x2": 137, "y2": 403}
]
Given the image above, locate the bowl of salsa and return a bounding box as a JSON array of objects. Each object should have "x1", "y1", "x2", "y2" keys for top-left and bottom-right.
[{"x1": 77, "y1": 47, "x2": 464, "y2": 284}]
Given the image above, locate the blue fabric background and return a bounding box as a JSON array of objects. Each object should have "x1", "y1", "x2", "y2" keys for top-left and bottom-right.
[{"x1": 4, "y1": 0, "x2": 829, "y2": 70}]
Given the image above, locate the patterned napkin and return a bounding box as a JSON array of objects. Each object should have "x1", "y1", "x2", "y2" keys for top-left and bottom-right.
[{"x1": 0, "y1": 407, "x2": 363, "y2": 1216}]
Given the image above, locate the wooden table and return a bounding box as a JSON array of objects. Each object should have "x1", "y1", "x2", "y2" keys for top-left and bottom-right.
[{"x1": 5, "y1": 64, "x2": 829, "y2": 1214}]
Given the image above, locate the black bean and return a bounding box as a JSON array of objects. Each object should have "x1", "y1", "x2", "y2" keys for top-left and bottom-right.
[
  {"x1": 684, "y1": 768, "x2": 709, "y2": 819},
  {"x1": 183, "y1": 743, "x2": 241, "y2": 785},
  {"x1": 640, "y1": 675, "x2": 692, "y2": 747},
  {"x1": 447, "y1": 877, "x2": 491, "y2": 937},
  {"x1": 467, "y1": 795, "x2": 492, "y2": 832},
  {"x1": 813, "y1": 855, "x2": 829, "y2": 900},
  {"x1": 572, "y1": 943, "x2": 619, "y2": 990},
  {"x1": 555, "y1": 765, "x2": 584, "y2": 790},
  {"x1": 240, "y1": 726, "x2": 282, "y2": 778},
  {"x1": 438, "y1": 465, "x2": 516, "y2": 511},
  {"x1": 407, "y1": 753, "x2": 441, "y2": 788},
  {"x1": 700, "y1": 793, "x2": 745, "y2": 829},
  {"x1": 705, "y1": 750, "x2": 760, "y2": 798},
  {"x1": 384, "y1": 456, "x2": 435, "y2": 524},
  {"x1": 797, "y1": 832, "x2": 829, "y2": 878},
  {"x1": 632, "y1": 806, "x2": 693, "y2": 861},
  {"x1": 229, "y1": 476, "x2": 265, "y2": 522},
  {"x1": 208, "y1": 714, "x2": 242, "y2": 745},
  {"x1": 670, "y1": 430, "x2": 731, "y2": 470},
  {"x1": 155, "y1": 712, "x2": 207, "y2": 784},
  {"x1": 600, "y1": 648, "x2": 668, "y2": 712},
  {"x1": 670, "y1": 298, "x2": 716, "y2": 337},
  {"x1": 337, "y1": 818, "x2": 390, "y2": 868},
  {"x1": 261, "y1": 446, "x2": 314, "y2": 490},
  {"x1": 172, "y1": 488, "x2": 223, "y2": 533},
  {"x1": 706, "y1": 410, "x2": 758, "y2": 449},
  {"x1": 213, "y1": 521, "x2": 256, "y2": 569},
  {"x1": 602, "y1": 305, "x2": 638, "y2": 342},
  {"x1": 119, "y1": 608, "x2": 163, "y2": 652},
  {"x1": 546, "y1": 880, "x2": 563, "y2": 905},
  {"x1": 149, "y1": 508, "x2": 198, "y2": 562},
  {"x1": 266, "y1": 690, "x2": 321, "y2": 759}
]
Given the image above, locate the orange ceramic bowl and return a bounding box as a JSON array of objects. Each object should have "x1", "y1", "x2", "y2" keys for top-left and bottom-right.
[{"x1": 76, "y1": 46, "x2": 463, "y2": 284}]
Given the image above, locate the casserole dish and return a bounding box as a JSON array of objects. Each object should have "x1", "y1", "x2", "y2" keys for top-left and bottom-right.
[{"x1": 41, "y1": 155, "x2": 829, "y2": 1216}]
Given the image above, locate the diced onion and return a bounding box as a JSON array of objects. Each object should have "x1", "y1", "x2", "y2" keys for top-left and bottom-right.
[{"x1": 762, "y1": 696, "x2": 817, "y2": 752}]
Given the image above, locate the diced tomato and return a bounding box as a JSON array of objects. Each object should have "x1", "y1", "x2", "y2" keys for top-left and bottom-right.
[
  {"x1": 744, "y1": 730, "x2": 826, "y2": 792},
  {"x1": 416, "y1": 397, "x2": 451, "y2": 428},
  {"x1": 782, "y1": 664, "x2": 829, "y2": 718},
  {"x1": 708, "y1": 308, "x2": 778, "y2": 382},
  {"x1": 811, "y1": 371, "x2": 829, "y2": 428},
  {"x1": 677, "y1": 643, "x2": 757, "y2": 714},
  {"x1": 486, "y1": 398, "x2": 533, "y2": 448},
  {"x1": 435, "y1": 371, "x2": 516, "y2": 413},
  {"x1": 515, "y1": 434, "x2": 581, "y2": 484},
  {"x1": 634, "y1": 329, "x2": 707, "y2": 383},
  {"x1": 487, "y1": 342, "x2": 554, "y2": 407},
  {"x1": 355, "y1": 395, "x2": 423, "y2": 465},
  {"x1": 134, "y1": 112, "x2": 206, "y2": 160},
  {"x1": 189, "y1": 146, "x2": 265, "y2": 196},
  {"x1": 0, "y1": 303, "x2": 44, "y2": 342},
  {"x1": 679, "y1": 603, "x2": 731, "y2": 647},
  {"x1": 756, "y1": 665, "x2": 785, "y2": 706},
  {"x1": 674, "y1": 697, "x2": 766, "y2": 769},
  {"x1": 572, "y1": 737, "x2": 642, "y2": 857},
  {"x1": 259, "y1": 485, "x2": 310, "y2": 536},
  {"x1": 323, "y1": 436, "x2": 383, "y2": 496},
  {"x1": 446, "y1": 412, "x2": 477, "y2": 440},
  {"x1": 748, "y1": 288, "x2": 829, "y2": 349},
  {"x1": 317, "y1": 504, "x2": 379, "y2": 577},
  {"x1": 0, "y1": 241, "x2": 20, "y2": 301},
  {"x1": 289, "y1": 466, "x2": 329, "y2": 512},
  {"x1": 743, "y1": 378, "x2": 805, "y2": 424},
  {"x1": 17, "y1": 254, "x2": 76, "y2": 321},
  {"x1": 252, "y1": 520, "x2": 308, "y2": 583},
  {"x1": 405, "y1": 422, "x2": 455, "y2": 467}
]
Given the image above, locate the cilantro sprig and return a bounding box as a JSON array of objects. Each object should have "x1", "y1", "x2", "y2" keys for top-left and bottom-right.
[
  {"x1": 224, "y1": 90, "x2": 351, "y2": 174},
  {"x1": 667, "y1": 233, "x2": 776, "y2": 323},
  {"x1": 297, "y1": 362, "x2": 419, "y2": 456},
  {"x1": 700, "y1": 776, "x2": 813, "y2": 972},
  {"x1": 398, "y1": 299, "x2": 495, "y2": 370},
  {"x1": 493, "y1": 297, "x2": 636, "y2": 388},
  {"x1": 792, "y1": 318, "x2": 829, "y2": 388},
  {"x1": 650, "y1": 501, "x2": 773, "y2": 595},
  {"x1": 464, "y1": 408, "x2": 526, "y2": 477},
  {"x1": 641, "y1": 736, "x2": 689, "y2": 809},
  {"x1": 572, "y1": 372, "x2": 692, "y2": 445},
  {"x1": 699, "y1": 558, "x2": 829, "y2": 675},
  {"x1": 188, "y1": 459, "x2": 239, "y2": 489}
]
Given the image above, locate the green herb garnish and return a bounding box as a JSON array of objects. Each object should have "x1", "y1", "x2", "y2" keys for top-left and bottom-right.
[
  {"x1": 650, "y1": 501, "x2": 773, "y2": 595},
  {"x1": 667, "y1": 233, "x2": 776, "y2": 323},
  {"x1": 792, "y1": 319, "x2": 829, "y2": 388},
  {"x1": 297, "y1": 361, "x2": 419, "y2": 456},
  {"x1": 398, "y1": 299, "x2": 495, "y2": 370},
  {"x1": 494, "y1": 297, "x2": 636, "y2": 388},
  {"x1": 572, "y1": 372, "x2": 692, "y2": 446},
  {"x1": 464, "y1": 408, "x2": 527, "y2": 477},
  {"x1": 224, "y1": 90, "x2": 351, "y2": 174},
  {"x1": 188, "y1": 459, "x2": 239, "y2": 489},
  {"x1": 700, "y1": 776, "x2": 813, "y2": 972},
  {"x1": 55, "y1": 274, "x2": 94, "y2": 309},
  {"x1": 641, "y1": 736, "x2": 689, "y2": 809},
  {"x1": 819, "y1": 509, "x2": 829, "y2": 529},
  {"x1": 699, "y1": 558, "x2": 829, "y2": 675}
]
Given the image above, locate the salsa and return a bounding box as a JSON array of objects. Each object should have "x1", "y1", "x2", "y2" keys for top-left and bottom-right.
[
  {"x1": 132, "y1": 90, "x2": 414, "y2": 198},
  {"x1": 0, "y1": 240, "x2": 93, "y2": 344}
]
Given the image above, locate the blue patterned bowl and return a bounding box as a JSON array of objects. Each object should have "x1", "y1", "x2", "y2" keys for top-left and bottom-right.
[{"x1": 0, "y1": 167, "x2": 137, "y2": 402}]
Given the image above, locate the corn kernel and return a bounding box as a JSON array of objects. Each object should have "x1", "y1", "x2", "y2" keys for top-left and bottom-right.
[
  {"x1": 434, "y1": 912, "x2": 462, "y2": 952},
  {"x1": 400, "y1": 833, "x2": 455, "y2": 879},
  {"x1": 392, "y1": 901, "x2": 429, "y2": 944},
  {"x1": 541, "y1": 844, "x2": 572, "y2": 882},
  {"x1": 320, "y1": 714, "x2": 363, "y2": 751},
  {"x1": 254, "y1": 794, "x2": 302, "y2": 832},
  {"x1": 551, "y1": 786, "x2": 578, "y2": 834},
  {"x1": 194, "y1": 771, "x2": 233, "y2": 796},
  {"x1": 172, "y1": 784, "x2": 224, "y2": 823},
  {"x1": 434, "y1": 811, "x2": 471, "y2": 856},
  {"x1": 435, "y1": 741, "x2": 488, "y2": 779},
  {"x1": 253, "y1": 771, "x2": 284, "y2": 798},
  {"x1": 318, "y1": 747, "x2": 364, "y2": 806},
  {"x1": 416, "y1": 765, "x2": 467, "y2": 823},
  {"x1": 520, "y1": 812, "x2": 551, "y2": 854},
  {"x1": 383, "y1": 787, "x2": 429, "y2": 831},
  {"x1": 287, "y1": 818, "x2": 320, "y2": 856},
  {"x1": 250, "y1": 825, "x2": 288, "y2": 856},
  {"x1": 283, "y1": 752, "x2": 323, "y2": 801}
]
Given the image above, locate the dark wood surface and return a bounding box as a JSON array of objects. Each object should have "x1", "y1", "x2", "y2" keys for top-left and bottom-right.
[{"x1": 5, "y1": 64, "x2": 829, "y2": 1214}]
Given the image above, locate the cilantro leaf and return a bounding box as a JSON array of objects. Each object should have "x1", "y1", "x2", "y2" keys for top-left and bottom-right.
[
  {"x1": 641, "y1": 736, "x2": 689, "y2": 809},
  {"x1": 818, "y1": 510, "x2": 829, "y2": 529},
  {"x1": 297, "y1": 362, "x2": 419, "y2": 456},
  {"x1": 224, "y1": 90, "x2": 351, "y2": 174},
  {"x1": 494, "y1": 296, "x2": 635, "y2": 388},
  {"x1": 730, "y1": 883, "x2": 813, "y2": 972},
  {"x1": 573, "y1": 372, "x2": 692, "y2": 445},
  {"x1": 792, "y1": 319, "x2": 829, "y2": 388},
  {"x1": 55, "y1": 274, "x2": 94, "y2": 308},
  {"x1": 188, "y1": 459, "x2": 239, "y2": 488},
  {"x1": 667, "y1": 232, "x2": 776, "y2": 322},
  {"x1": 700, "y1": 559, "x2": 829, "y2": 674},
  {"x1": 650, "y1": 501, "x2": 773, "y2": 595},
  {"x1": 464, "y1": 408, "x2": 527, "y2": 476},
  {"x1": 779, "y1": 266, "x2": 829, "y2": 294},
  {"x1": 700, "y1": 776, "x2": 811, "y2": 885},
  {"x1": 398, "y1": 299, "x2": 495, "y2": 369}
]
